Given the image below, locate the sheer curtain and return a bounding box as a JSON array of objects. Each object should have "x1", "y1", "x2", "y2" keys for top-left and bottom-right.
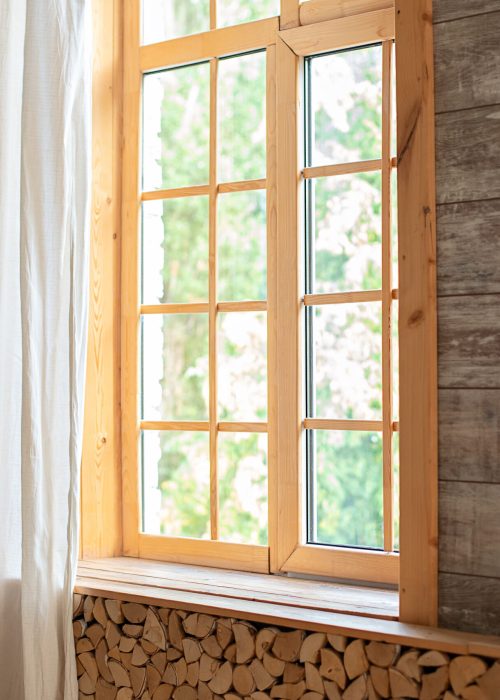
[{"x1": 0, "y1": 1, "x2": 90, "y2": 698}]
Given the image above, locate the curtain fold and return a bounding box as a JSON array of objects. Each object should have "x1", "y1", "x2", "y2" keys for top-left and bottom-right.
[{"x1": 0, "y1": 1, "x2": 91, "y2": 698}]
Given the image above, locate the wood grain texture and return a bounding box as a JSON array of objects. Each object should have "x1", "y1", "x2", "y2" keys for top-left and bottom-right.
[
  {"x1": 439, "y1": 481, "x2": 500, "y2": 578},
  {"x1": 433, "y1": 1, "x2": 500, "y2": 24},
  {"x1": 81, "y1": 0, "x2": 123, "y2": 558},
  {"x1": 434, "y1": 11, "x2": 500, "y2": 113},
  {"x1": 437, "y1": 200, "x2": 500, "y2": 296},
  {"x1": 439, "y1": 389, "x2": 500, "y2": 483},
  {"x1": 439, "y1": 572, "x2": 500, "y2": 635},
  {"x1": 436, "y1": 105, "x2": 500, "y2": 204},
  {"x1": 438, "y1": 295, "x2": 500, "y2": 388}
]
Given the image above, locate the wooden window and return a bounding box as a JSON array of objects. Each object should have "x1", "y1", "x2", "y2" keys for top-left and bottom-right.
[{"x1": 85, "y1": 0, "x2": 437, "y2": 626}]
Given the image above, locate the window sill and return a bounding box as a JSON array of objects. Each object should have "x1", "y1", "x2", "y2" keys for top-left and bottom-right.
[{"x1": 75, "y1": 558, "x2": 500, "y2": 657}]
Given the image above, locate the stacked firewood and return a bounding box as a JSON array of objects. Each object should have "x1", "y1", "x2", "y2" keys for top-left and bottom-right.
[{"x1": 73, "y1": 595, "x2": 499, "y2": 700}]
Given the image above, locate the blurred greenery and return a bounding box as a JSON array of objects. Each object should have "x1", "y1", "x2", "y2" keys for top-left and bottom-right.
[{"x1": 141, "y1": 38, "x2": 399, "y2": 550}]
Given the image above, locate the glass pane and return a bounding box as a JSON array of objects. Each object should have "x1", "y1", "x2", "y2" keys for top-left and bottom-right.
[
  {"x1": 218, "y1": 312, "x2": 267, "y2": 421},
  {"x1": 311, "y1": 430, "x2": 383, "y2": 548},
  {"x1": 142, "y1": 0, "x2": 209, "y2": 45},
  {"x1": 218, "y1": 433, "x2": 268, "y2": 544},
  {"x1": 311, "y1": 173, "x2": 382, "y2": 294},
  {"x1": 218, "y1": 190, "x2": 266, "y2": 301},
  {"x1": 142, "y1": 431, "x2": 210, "y2": 538},
  {"x1": 313, "y1": 303, "x2": 382, "y2": 420},
  {"x1": 142, "y1": 197, "x2": 209, "y2": 304},
  {"x1": 143, "y1": 63, "x2": 210, "y2": 191},
  {"x1": 218, "y1": 52, "x2": 266, "y2": 183},
  {"x1": 217, "y1": 0, "x2": 279, "y2": 27},
  {"x1": 308, "y1": 45, "x2": 382, "y2": 167},
  {"x1": 393, "y1": 430, "x2": 400, "y2": 551},
  {"x1": 142, "y1": 314, "x2": 209, "y2": 420}
]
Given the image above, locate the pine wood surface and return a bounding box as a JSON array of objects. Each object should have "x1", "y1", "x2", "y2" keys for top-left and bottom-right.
[{"x1": 72, "y1": 592, "x2": 500, "y2": 699}]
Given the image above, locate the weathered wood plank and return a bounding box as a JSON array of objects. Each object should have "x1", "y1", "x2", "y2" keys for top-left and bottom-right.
[
  {"x1": 439, "y1": 389, "x2": 500, "y2": 482},
  {"x1": 437, "y1": 200, "x2": 500, "y2": 296},
  {"x1": 434, "y1": 11, "x2": 500, "y2": 113},
  {"x1": 439, "y1": 481, "x2": 500, "y2": 578},
  {"x1": 439, "y1": 572, "x2": 500, "y2": 635},
  {"x1": 433, "y1": 1, "x2": 500, "y2": 24},
  {"x1": 438, "y1": 295, "x2": 500, "y2": 388},
  {"x1": 436, "y1": 105, "x2": 500, "y2": 204}
]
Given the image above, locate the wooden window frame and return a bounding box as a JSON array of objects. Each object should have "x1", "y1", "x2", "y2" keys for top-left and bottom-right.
[{"x1": 83, "y1": 0, "x2": 437, "y2": 627}]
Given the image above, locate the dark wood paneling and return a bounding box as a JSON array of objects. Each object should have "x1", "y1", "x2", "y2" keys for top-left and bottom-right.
[
  {"x1": 434, "y1": 12, "x2": 500, "y2": 113},
  {"x1": 436, "y1": 105, "x2": 500, "y2": 204},
  {"x1": 437, "y1": 200, "x2": 500, "y2": 296},
  {"x1": 439, "y1": 572, "x2": 500, "y2": 635},
  {"x1": 438, "y1": 295, "x2": 500, "y2": 388},
  {"x1": 439, "y1": 481, "x2": 500, "y2": 578},
  {"x1": 434, "y1": 1, "x2": 500, "y2": 23},
  {"x1": 439, "y1": 389, "x2": 500, "y2": 482}
]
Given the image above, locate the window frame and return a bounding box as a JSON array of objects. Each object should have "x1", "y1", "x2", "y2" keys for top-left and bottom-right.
[{"x1": 83, "y1": 0, "x2": 437, "y2": 628}]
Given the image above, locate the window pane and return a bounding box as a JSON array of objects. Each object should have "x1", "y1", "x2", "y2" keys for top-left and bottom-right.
[
  {"x1": 218, "y1": 52, "x2": 266, "y2": 183},
  {"x1": 142, "y1": 430, "x2": 210, "y2": 538},
  {"x1": 218, "y1": 312, "x2": 267, "y2": 421},
  {"x1": 142, "y1": 314, "x2": 209, "y2": 420},
  {"x1": 143, "y1": 63, "x2": 210, "y2": 191},
  {"x1": 313, "y1": 303, "x2": 382, "y2": 419},
  {"x1": 217, "y1": 0, "x2": 279, "y2": 27},
  {"x1": 311, "y1": 173, "x2": 382, "y2": 294},
  {"x1": 218, "y1": 190, "x2": 266, "y2": 301},
  {"x1": 218, "y1": 433, "x2": 268, "y2": 544},
  {"x1": 142, "y1": 197, "x2": 209, "y2": 304},
  {"x1": 142, "y1": 0, "x2": 210, "y2": 45},
  {"x1": 308, "y1": 45, "x2": 382, "y2": 167},
  {"x1": 310, "y1": 430, "x2": 383, "y2": 549}
]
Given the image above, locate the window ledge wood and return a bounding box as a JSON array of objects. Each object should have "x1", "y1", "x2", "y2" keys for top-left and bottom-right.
[{"x1": 75, "y1": 557, "x2": 500, "y2": 658}]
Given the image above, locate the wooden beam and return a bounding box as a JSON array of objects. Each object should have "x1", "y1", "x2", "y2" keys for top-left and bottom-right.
[
  {"x1": 142, "y1": 185, "x2": 209, "y2": 201},
  {"x1": 280, "y1": 0, "x2": 300, "y2": 30},
  {"x1": 303, "y1": 159, "x2": 382, "y2": 179},
  {"x1": 300, "y1": 0, "x2": 394, "y2": 26},
  {"x1": 396, "y1": 0, "x2": 438, "y2": 626},
  {"x1": 304, "y1": 291, "x2": 382, "y2": 306},
  {"x1": 140, "y1": 303, "x2": 209, "y2": 315},
  {"x1": 304, "y1": 419, "x2": 383, "y2": 431},
  {"x1": 217, "y1": 301, "x2": 267, "y2": 313},
  {"x1": 218, "y1": 422, "x2": 268, "y2": 433}
]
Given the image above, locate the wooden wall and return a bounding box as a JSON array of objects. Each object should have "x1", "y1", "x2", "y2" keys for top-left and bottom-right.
[{"x1": 434, "y1": 1, "x2": 500, "y2": 633}]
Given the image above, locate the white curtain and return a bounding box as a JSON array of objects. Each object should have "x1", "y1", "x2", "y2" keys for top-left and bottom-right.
[{"x1": 0, "y1": 1, "x2": 91, "y2": 698}]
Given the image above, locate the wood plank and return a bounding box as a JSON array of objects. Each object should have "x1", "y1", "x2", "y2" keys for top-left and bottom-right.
[
  {"x1": 142, "y1": 185, "x2": 209, "y2": 201},
  {"x1": 438, "y1": 295, "x2": 500, "y2": 388},
  {"x1": 439, "y1": 572, "x2": 500, "y2": 637},
  {"x1": 209, "y1": 57, "x2": 218, "y2": 542},
  {"x1": 437, "y1": 200, "x2": 500, "y2": 296},
  {"x1": 121, "y1": 0, "x2": 142, "y2": 557},
  {"x1": 138, "y1": 535, "x2": 269, "y2": 574},
  {"x1": 140, "y1": 421, "x2": 210, "y2": 432},
  {"x1": 218, "y1": 178, "x2": 266, "y2": 194},
  {"x1": 433, "y1": 1, "x2": 500, "y2": 23},
  {"x1": 81, "y1": 0, "x2": 123, "y2": 558},
  {"x1": 218, "y1": 422, "x2": 268, "y2": 433},
  {"x1": 140, "y1": 303, "x2": 209, "y2": 315},
  {"x1": 279, "y1": 8, "x2": 395, "y2": 56},
  {"x1": 300, "y1": 0, "x2": 394, "y2": 26},
  {"x1": 395, "y1": 0, "x2": 438, "y2": 626},
  {"x1": 75, "y1": 572, "x2": 500, "y2": 657},
  {"x1": 439, "y1": 389, "x2": 500, "y2": 483},
  {"x1": 436, "y1": 105, "x2": 500, "y2": 204},
  {"x1": 304, "y1": 291, "x2": 382, "y2": 305},
  {"x1": 381, "y1": 40, "x2": 394, "y2": 553},
  {"x1": 434, "y1": 11, "x2": 500, "y2": 113},
  {"x1": 217, "y1": 301, "x2": 267, "y2": 313},
  {"x1": 304, "y1": 419, "x2": 383, "y2": 431},
  {"x1": 280, "y1": 0, "x2": 300, "y2": 29},
  {"x1": 140, "y1": 18, "x2": 279, "y2": 71},
  {"x1": 77, "y1": 557, "x2": 398, "y2": 619},
  {"x1": 303, "y1": 159, "x2": 382, "y2": 179},
  {"x1": 275, "y1": 36, "x2": 301, "y2": 572},
  {"x1": 439, "y1": 481, "x2": 500, "y2": 578}
]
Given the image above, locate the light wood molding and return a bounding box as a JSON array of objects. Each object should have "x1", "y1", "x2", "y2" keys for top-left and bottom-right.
[
  {"x1": 140, "y1": 18, "x2": 279, "y2": 72},
  {"x1": 303, "y1": 419, "x2": 383, "y2": 431},
  {"x1": 304, "y1": 290, "x2": 383, "y2": 306},
  {"x1": 300, "y1": 0, "x2": 394, "y2": 26},
  {"x1": 279, "y1": 8, "x2": 395, "y2": 56},
  {"x1": 280, "y1": 0, "x2": 300, "y2": 30},
  {"x1": 395, "y1": 0, "x2": 438, "y2": 626},
  {"x1": 81, "y1": 0, "x2": 123, "y2": 558},
  {"x1": 218, "y1": 422, "x2": 268, "y2": 433},
  {"x1": 142, "y1": 185, "x2": 210, "y2": 201},
  {"x1": 303, "y1": 159, "x2": 383, "y2": 179}
]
